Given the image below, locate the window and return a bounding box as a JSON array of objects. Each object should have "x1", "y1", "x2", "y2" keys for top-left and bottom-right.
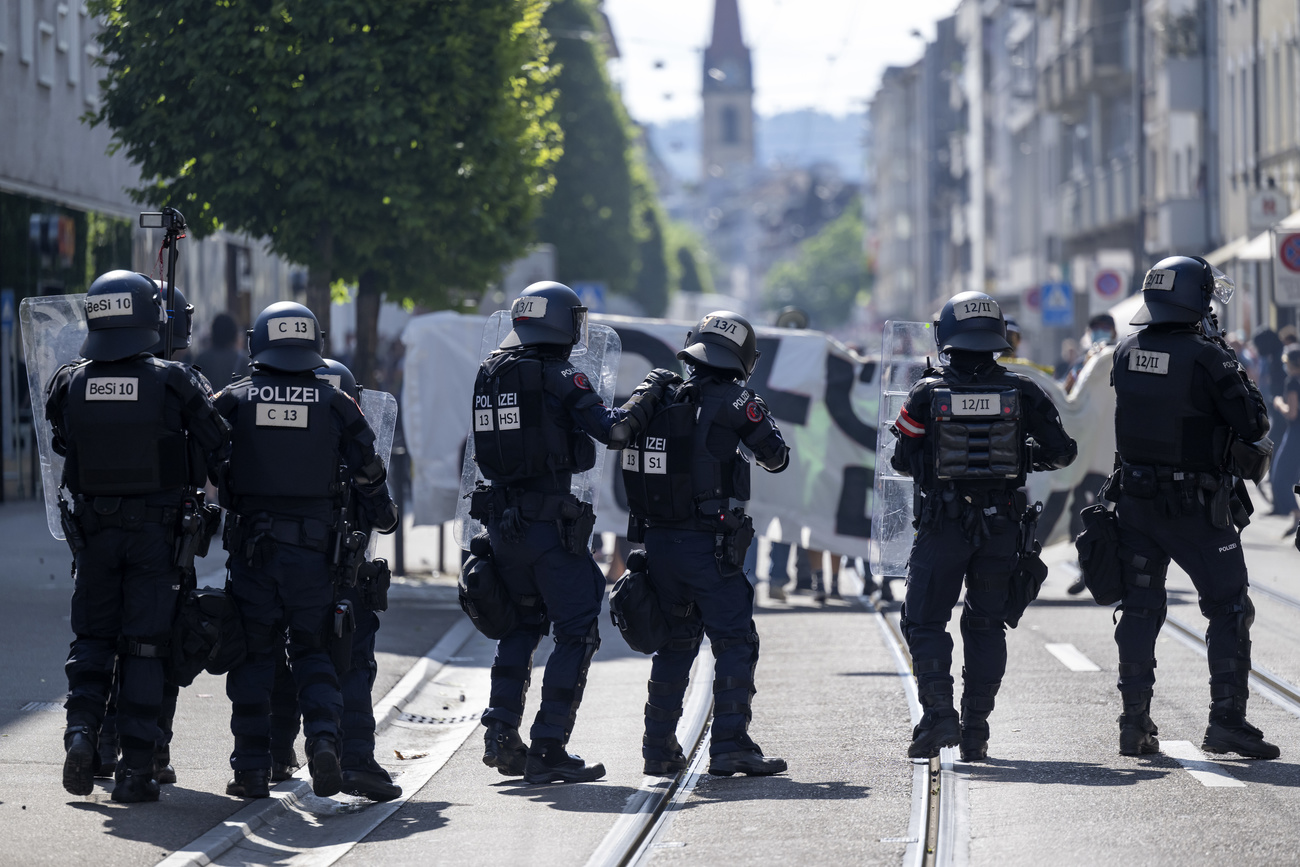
[
  {"x1": 1228, "y1": 70, "x2": 1237, "y2": 170},
  {"x1": 722, "y1": 106, "x2": 739, "y2": 145},
  {"x1": 1173, "y1": 151, "x2": 1181, "y2": 197}
]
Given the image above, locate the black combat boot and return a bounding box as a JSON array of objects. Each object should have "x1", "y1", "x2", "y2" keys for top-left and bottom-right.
[
  {"x1": 62, "y1": 726, "x2": 98, "y2": 796},
  {"x1": 523, "y1": 738, "x2": 606, "y2": 784},
  {"x1": 909, "y1": 682, "x2": 961, "y2": 759},
  {"x1": 642, "y1": 733, "x2": 687, "y2": 776},
  {"x1": 111, "y1": 766, "x2": 160, "y2": 803},
  {"x1": 708, "y1": 731, "x2": 787, "y2": 777},
  {"x1": 226, "y1": 768, "x2": 272, "y2": 799},
  {"x1": 1202, "y1": 694, "x2": 1280, "y2": 759},
  {"x1": 341, "y1": 755, "x2": 402, "y2": 801},
  {"x1": 959, "y1": 684, "x2": 998, "y2": 762},
  {"x1": 271, "y1": 748, "x2": 301, "y2": 782},
  {"x1": 1118, "y1": 690, "x2": 1160, "y2": 756},
  {"x1": 482, "y1": 720, "x2": 528, "y2": 776},
  {"x1": 153, "y1": 744, "x2": 176, "y2": 785},
  {"x1": 307, "y1": 739, "x2": 343, "y2": 797},
  {"x1": 95, "y1": 729, "x2": 119, "y2": 779}
]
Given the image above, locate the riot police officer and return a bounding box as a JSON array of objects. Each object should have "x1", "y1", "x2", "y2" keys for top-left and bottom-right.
[
  {"x1": 216, "y1": 302, "x2": 398, "y2": 799},
  {"x1": 472, "y1": 282, "x2": 661, "y2": 785},
  {"x1": 1110, "y1": 256, "x2": 1278, "y2": 759},
  {"x1": 48, "y1": 271, "x2": 229, "y2": 802},
  {"x1": 621, "y1": 311, "x2": 791, "y2": 776},
  {"x1": 889, "y1": 291, "x2": 1076, "y2": 760}
]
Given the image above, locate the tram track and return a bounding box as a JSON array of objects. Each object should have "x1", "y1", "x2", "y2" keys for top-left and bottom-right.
[{"x1": 1163, "y1": 614, "x2": 1300, "y2": 717}]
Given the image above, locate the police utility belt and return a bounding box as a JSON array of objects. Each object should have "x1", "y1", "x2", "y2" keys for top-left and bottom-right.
[
  {"x1": 629, "y1": 499, "x2": 755, "y2": 570},
  {"x1": 1115, "y1": 461, "x2": 1248, "y2": 531},
  {"x1": 224, "y1": 511, "x2": 334, "y2": 558},
  {"x1": 467, "y1": 482, "x2": 596, "y2": 555}
]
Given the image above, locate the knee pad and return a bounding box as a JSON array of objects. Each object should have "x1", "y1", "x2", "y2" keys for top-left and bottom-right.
[{"x1": 959, "y1": 611, "x2": 1003, "y2": 633}]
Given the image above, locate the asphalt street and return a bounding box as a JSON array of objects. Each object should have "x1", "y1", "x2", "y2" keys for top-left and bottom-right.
[{"x1": 2, "y1": 497, "x2": 1300, "y2": 866}]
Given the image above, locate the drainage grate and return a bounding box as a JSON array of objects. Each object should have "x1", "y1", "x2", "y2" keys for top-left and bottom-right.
[
  {"x1": 21, "y1": 702, "x2": 64, "y2": 712},
  {"x1": 397, "y1": 712, "x2": 477, "y2": 726}
]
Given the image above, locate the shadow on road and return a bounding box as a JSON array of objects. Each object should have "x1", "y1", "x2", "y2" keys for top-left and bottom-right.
[
  {"x1": 492, "y1": 779, "x2": 646, "y2": 813},
  {"x1": 1206, "y1": 759, "x2": 1300, "y2": 788},
  {"x1": 967, "y1": 757, "x2": 1170, "y2": 786},
  {"x1": 345, "y1": 801, "x2": 453, "y2": 842},
  {"x1": 687, "y1": 777, "x2": 871, "y2": 805}
]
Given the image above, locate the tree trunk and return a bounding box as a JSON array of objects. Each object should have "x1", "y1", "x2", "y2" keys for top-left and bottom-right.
[
  {"x1": 353, "y1": 269, "x2": 382, "y2": 388},
  {"x1": 306, "y1": 230, "x2": 333, "y2": 350}
]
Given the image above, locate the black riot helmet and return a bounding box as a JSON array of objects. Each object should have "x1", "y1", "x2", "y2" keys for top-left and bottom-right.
[
  {"x1": 148, "y1": 282, "x2": 194, "y2": 358},
  {"x1": 248, "y1": 301, "x2": 325, "y2": 372},
  {"x1": 677, "y1": 310, "x2": 759, "y2": 377},
  {"x1": 1131, "y1": 255, "x2": 1236, "y2": 325},
  {"x1": 499, "y1": 282, "x2": 588, "y2": 348},
  {"x1": 315, "y1": 357, "x2": 359, "y2": 400},
  {"x1": 934, "y1": 291, "x2": 1012, "y2": 353},
  {"x1": 82, "y1": 270, "x2": 168, "y2": 361}
]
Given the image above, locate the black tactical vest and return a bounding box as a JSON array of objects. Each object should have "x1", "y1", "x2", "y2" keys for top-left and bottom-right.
[
  {"x1": 472, "y1": 353, "x2": 582, "y2": 484},
  {"x1": 1113, "y1": 329, "x2": 1228, "y2": 471},
  {"x1": 227, "y1": 373, "x2": 340, "y2": 499},
  {"x1": 62, "y1": 358, "x2": 189, "y2": 496},
  {"x1": 620, "y1": 382, "x2": 744, "y2": 521},
  {"x1": 929, "y1": 385, "x2": 1023, "y2": 481}
]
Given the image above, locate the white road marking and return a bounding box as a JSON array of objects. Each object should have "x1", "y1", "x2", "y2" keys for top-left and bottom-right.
[
  {"x1": 1044, "y1": 643, "x2": 1101, "y2": 672},
  {"x1": 1161, "y1": 740, "x2": 1246, "y2": 788}
]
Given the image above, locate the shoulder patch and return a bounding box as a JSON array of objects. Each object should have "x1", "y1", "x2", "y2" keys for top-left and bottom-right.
[
  {"x1": 745, "y1": 400, "x2": 763, "y2": 423},
  {"x1": 572, "y1": 371, "x2": 591, "y2": 391}
]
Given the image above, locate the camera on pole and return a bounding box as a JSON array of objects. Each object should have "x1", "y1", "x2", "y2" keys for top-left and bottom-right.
[{"x1": 139, "y1": 208, "x2": 187, "y2": 359}]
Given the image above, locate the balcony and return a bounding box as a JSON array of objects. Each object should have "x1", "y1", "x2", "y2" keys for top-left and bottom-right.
[
  {"x1": 1040, "y1": 23, "x2": 1134, "y2": 116},
  {"x1": 1059, "y1": 155, "x2": 1139, "y2": 239}
]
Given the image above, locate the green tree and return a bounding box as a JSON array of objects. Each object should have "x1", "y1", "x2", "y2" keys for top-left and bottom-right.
[
  {"x1": 677, "y1": 247, "x2": 704, "y2": 295},
  {"x1": 536, "y1": 0, "x2": 636, "y2": 295},
  {"x1": 88, "y1": 0, "x2": 560, "y2": 385},
  {"x1": 762, "y1": 202, "x2": 869, "y2": 330}
]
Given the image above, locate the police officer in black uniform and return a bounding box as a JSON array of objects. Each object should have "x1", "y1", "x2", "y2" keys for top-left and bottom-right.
[
  {"x1": 473, "y1": 282, "x2": 665, "y2": 785},
  {"x1": 1110, "y1": 256, "x2": 1278, "y2": 759},
  {"x1": 621, "y1": 311, "x2": 791, "y2": 776},
  {"x1": 49, "y1": 271, "x2": 229, "y2": 802},
  {"x1": 216, "y1": 302, "x2": 398, "y2": 799},
  {"x1": 890, "y1": 291, "x2": 1076, "y2": 760}
]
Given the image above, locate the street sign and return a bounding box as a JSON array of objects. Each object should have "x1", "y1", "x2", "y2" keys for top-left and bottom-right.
[
  {"x1": 570, "y1": 281, "x2": 607, "y2": 314},
  {"x1": 1250, "y1": 190, "x2": 1292, "y2": 234},
  {"x1": 1275, "y1": 232, "x2": 1300, "y2": 305},
  {"x1": 1094, "y1": 270, "x2": 1124, "y2": 298},
  {"x1": 1024, "y1": 286, "x2": 1041, "y2": 311},
  {"x1": 1040, "y1": 282, "x2": 1074, "y2": 327}
]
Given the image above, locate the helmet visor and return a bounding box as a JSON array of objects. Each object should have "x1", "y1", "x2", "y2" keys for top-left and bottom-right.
[
  {"x1": 571, "y1": 307, "x2": 590, "y2": 355},
  {"x1": 1211, "y1": 267, "x2": 1235, "y2": 305}
]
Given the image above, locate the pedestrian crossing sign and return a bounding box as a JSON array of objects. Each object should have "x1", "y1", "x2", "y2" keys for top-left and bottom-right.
[{"x1": 1040, "y1": 282, "x2": 1073, "y2": 327}]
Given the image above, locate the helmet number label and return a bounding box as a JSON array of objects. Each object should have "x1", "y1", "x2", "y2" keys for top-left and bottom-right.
[
  {"x1": 512, "y1": 296, "x2": 548, "y2": 319},
  {"x1": 267, "y1": 316, "x2": 316, "y2": 340},
  {"x1": 255, "y1": 403, "x2": 309, "y2": 428},
  {"x1": 703, "y1": 315, "x2": 748, "y2": 347},
  {"x1": 1128, "y1": 349, "x2": 1170, "y2": 375},
  {"x1": 952, "y1": 298, "x2": 1000, "y2": 321},
  {"x1": 85, "y1": 377, "x2": 138, "y2": 401},
  {"x1": 85, "y1": 293, "x2": 134, "y2": 319},
  {"x1": 1142, "y1": 269, "x2": 1176, "y2": 291}
]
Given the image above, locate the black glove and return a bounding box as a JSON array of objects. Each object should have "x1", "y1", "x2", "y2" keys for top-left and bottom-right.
[{"x1": 607, "y1": 370, "x2": 681, "y2": 450}]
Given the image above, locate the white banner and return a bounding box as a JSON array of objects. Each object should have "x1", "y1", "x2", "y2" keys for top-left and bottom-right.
[{"x1": 400, "y1": 312, "x2": 1118, "y2": 559}]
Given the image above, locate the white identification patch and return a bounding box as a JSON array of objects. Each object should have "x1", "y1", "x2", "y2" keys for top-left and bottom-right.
[
  {"x1": 266, "y1": 316, "x2": 316, "y2": 341},
  {"x1": 497, "y1": 407, "x2": 521, "y2": 431},
  {"x1": 1129, "y1": 349, "x2": 1170, "y2": 375},
  {"x1": 952, "y1": 297, "x2": 1000, "y2": 321},
  {"x1": 1143, "y1": 268, "x2": 1177, "y2": 291},
  {"x1": 473, "y1": 409, "x2": 494, "y2": 432},
  {"x1": 85, "y1": 377, "x2": 139, "y2": 401},
  {"x1": 85, "y1": 293, "x2": 134, "y2": 319},
  {"x1": 702, "y1": 314, "x2": 748, "y2": 347},
  {"x1": 622, "y1": 450, "x2": 640, "y2": 472},
  {"x1": 255, "y1": 402, "x2": 309, "y2": 428},
  {"x1": 950, "y1": 393, "x2": 1001, "y2": 415},
  {"x1": 643, "y1": 451, "x2": 667, "y2": 474},
  {"x1": 317, "y1": 373, "x2": 341, "y2": 390},
  {"x1": 512, "y1": 296, "x2": 548, "y2": 319}
]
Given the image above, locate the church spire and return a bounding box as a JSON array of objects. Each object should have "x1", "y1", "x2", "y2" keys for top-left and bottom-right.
[
  {"x1": 703, "y1": 0, "x2": 752, "y2": 92},
  {"x1": 700, "y1": 0, "x2": 754, "y2": 175}
]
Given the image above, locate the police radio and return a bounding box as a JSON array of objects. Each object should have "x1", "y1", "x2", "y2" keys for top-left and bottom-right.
[{"x1": 139, "y1": 207, "x2": 187, "y2": 359}]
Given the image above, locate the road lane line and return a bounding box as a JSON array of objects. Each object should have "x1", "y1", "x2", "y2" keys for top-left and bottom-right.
[
  {"x1": 1160, "y1": 740, "x2": 1246, "y2": 788},
  {"x1": 1044, "y1": 643, "x2": 1101, "y2": 672}
]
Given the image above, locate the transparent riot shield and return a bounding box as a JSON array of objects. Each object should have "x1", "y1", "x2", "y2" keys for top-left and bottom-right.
[
  {"x1": 870, "y1": 321, "x2": 935, "y2": 579},
  {"x1": 453, "y1": 311, "x2": 621, "y2": 549},
  {"x1": 359, "y1": 388, "x2": 399, "y2": 557},
  {"x1": 19, "y1": 294, "x2": 88, "y2": 539}
]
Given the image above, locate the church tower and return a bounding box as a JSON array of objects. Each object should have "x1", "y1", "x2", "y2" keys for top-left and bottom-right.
[{"x1": 701, "y1": 0, "x2": 754, "y2": 178}]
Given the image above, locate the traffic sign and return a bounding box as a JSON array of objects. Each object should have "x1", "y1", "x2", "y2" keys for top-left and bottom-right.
[
  {"x1": 1040, "y1": 282, "x2": 1074, "y2": 327},
  {"x1": 1275, "y1": 233, "x2": 1300, "y2": 305},
  {"x1": 570, "y1": 281, "x2": 607, "y2": 314},
  {"x1": 1094, "y1": 270, "x2": 1124, "y2": 297}
]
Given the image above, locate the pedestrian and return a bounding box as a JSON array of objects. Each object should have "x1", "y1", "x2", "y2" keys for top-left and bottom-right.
[
  {"x1": 1108, "y1": 256, "x2": 1279, "y2": 759},
  {"x1": 50, "y1": 272, "x2": 230, "y2": 802},
  {"x1": 888, "y1": 291, "x2": 1077, "y2": 761},
  {"x1": 215, "y1": 302, "x2": 399, "y2": 799},
  {"x1": 1269, "y1": 346, "x2": 1300, "y2": 534},
  {"x1": 194, "y1": 312, "x2": 249, "y2": 390},
  {"x1": 621, "y1": 310, "x2": 790, "y2": 777},
  {"x1": 470, "y1": 282, "x2": 663, "y2": 784},
  {"x1": 1064, "y1": 313, "x2": 1118, "y2": 391}
]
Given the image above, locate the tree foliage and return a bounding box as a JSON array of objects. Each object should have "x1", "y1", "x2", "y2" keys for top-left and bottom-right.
[
  {"x1": 762, "y1": 201, "x2": 869, "y2": 331},
  {"x1": 88, "y1": 0, "x2": 561, "y2": 382}
]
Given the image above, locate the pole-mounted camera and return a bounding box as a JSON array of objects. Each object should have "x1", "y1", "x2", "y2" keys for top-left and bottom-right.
[{"x1": 139, "y1": 207, "x2": 187, "y2": 359}]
